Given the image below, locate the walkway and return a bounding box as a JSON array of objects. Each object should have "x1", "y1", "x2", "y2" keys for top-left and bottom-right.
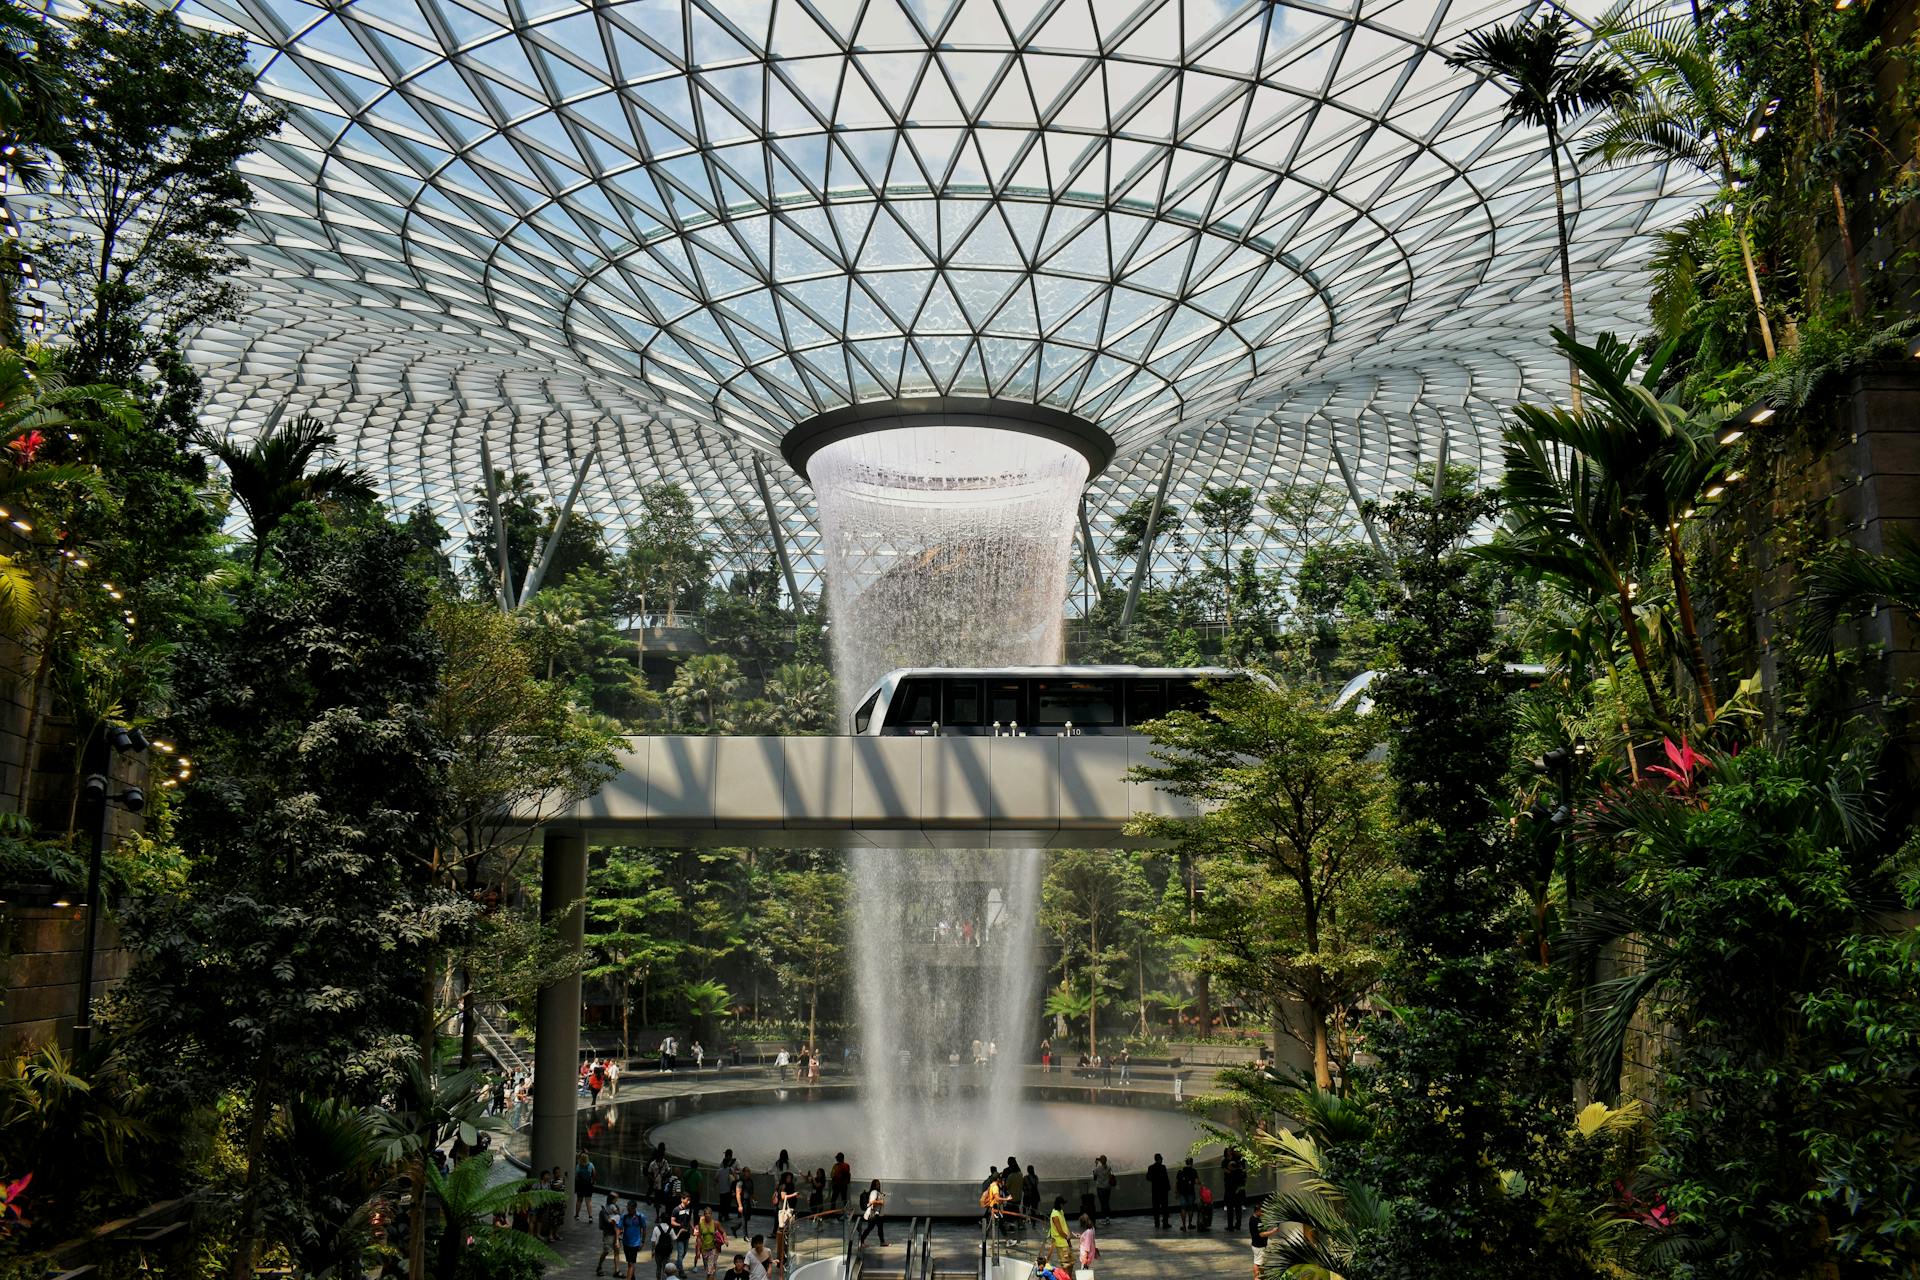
[{"x1": 538, "y1": 1210, "x2": 1251, "y2": 1280}]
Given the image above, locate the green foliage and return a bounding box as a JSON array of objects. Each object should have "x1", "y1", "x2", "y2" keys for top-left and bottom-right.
[
  {"x1": 1577, "y1": 733, "x2": 1915, "y2": 1275},
  {"x1": 1129, "y1": 676, "x2": 1394, "y2": 1084},
  {"x1": 758, "y1": 864, "x2": 848, "y2": 1049},
  {"x1": 619, "y1": 482, "x2": 712, "y2": 626},
  {"x1": 427, "y1": 1154, "x2": 562, "y2": 1280},
  {"x1": 36, "y1": 5, "x2": 281, "y2": 386},
  {"x1": 1343, "y1": 485, "x2": 1586, "y2": 1280},
  {"x1": 198, "y1": 411, "x2": 377, "y2": 569},
  {"x1": 1039, "y1": 849, "x2": 1152, "y2": 1054},
  {"x1": 467, "y1": 470, "x2": 610, "y2": 605}
]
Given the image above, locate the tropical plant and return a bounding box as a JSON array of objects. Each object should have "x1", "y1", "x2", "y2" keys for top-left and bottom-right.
[
  {"x1": 368, "y1": 1060, "x2": 506, "y2": 1280},
  {"x1": 669, "y1": 654, "x2": 743, "y2": 731},
  {"x1": 426, "y1": 1154, "x2": 562, "y2": 1280},
  {"x1": 269, "y1": 1095, "x2": 387, "y2": 1280},
  {"x1": 0, "y1": 4, "x2": 71, "y2": 182},
  {"x1": 762, "y1": 661, "x2": 835, "y2": 735},
  {"x1": 1571, "y1": 731, "x2": 1907, "y2": 1274},
  {"x1": 1800, "y1": 527, "x2": 1920, "y2": 652},
  {"x1": 35, "y1": 4, "x2": 281, "y2": 384},
  {"x1": 1488, "y1": 331, "x2": 1726, "y2": 722},
  {"x1": 1588, "y1": 1, "x2": 1776, "y2": 357},
  {"x1": 682, "y1": 978, "x2": 736, "y2": 1042},
  {"x1": 1446, "y1": 13, "x2": 1632, "y2": 411},
  {"x1": 199, "y1": 410, "x2": 376, "y2": 569},
  {"x1": 1129, "y1": 676, "x2": 1394, "y2": 1087},
  {"x1": 0, "y1": 1043, "x2": 159, "y2": 1248}
]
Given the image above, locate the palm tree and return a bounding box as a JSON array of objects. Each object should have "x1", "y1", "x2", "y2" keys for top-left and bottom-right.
[
  {"x1": 271, "y1": 1096, "x2": 387, "y2": 1280},
  {"x1": 1488, "y1": 383, "x2": 1668, "y2": 723},
  {"x1": 199, "y1": 409, "x2": 376, "y2": 569},
  {"x1": 427, "y1": 1154, "x2": 562, "y2": 1280},
  {"x1": 764, "y1": 661, "x2": 835, "y2": 735},
  {"x1": 1555, "y1": 330, "x2": 1724, "y2": 719},
  {"x1": 367, "y1": 1060, "x2": 504, "y2": 1280},
  {"x1": 669, "y1": 654, "x2": 743, "y2": 731},
  {"x1": 1447, "y1": 14, "x2": 1632, "y2": 412},
  {"x1": 1586, "y1": 3, "x2": 1775, "y2": 358},
  {"x1": 1800, "y1": 529, "x2": 1920, "y2": 653}
]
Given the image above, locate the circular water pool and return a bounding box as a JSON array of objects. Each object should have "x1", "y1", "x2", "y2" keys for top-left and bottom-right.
[
  {"x1": 574, "y1": 1084, "x2": 1225, "y2": 1218},
  {"x1": 652, "y1": 1095, "x2": 1207, "y2": 1182}
]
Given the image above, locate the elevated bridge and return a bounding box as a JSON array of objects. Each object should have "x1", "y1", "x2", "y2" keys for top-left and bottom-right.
[{"x1": 544, "y1": 733, "x2": 1190, "y2": 847}]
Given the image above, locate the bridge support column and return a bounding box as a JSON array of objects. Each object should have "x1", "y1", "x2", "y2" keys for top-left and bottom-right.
[{"x1": 531, "y1": 826, "x2": 587, "y2": 1175}]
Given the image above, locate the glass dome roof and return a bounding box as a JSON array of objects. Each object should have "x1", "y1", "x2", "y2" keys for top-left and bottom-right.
[{"x1": 149, "y1": 0, "x2": 1701, "y2": 596}]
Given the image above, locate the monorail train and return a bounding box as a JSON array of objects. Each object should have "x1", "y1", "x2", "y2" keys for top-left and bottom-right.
[{"x1": 850, "y1": 666, "x2": 1268, "y2": 736}]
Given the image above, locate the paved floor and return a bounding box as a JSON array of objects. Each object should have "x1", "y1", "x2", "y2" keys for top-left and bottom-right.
[
  {"x1": 513, "y1": 1067, "x2": 1251, "y2": 1280},
  {"x1": 543, "y1": 1206, "x2": 1252, "y2": 1280}
]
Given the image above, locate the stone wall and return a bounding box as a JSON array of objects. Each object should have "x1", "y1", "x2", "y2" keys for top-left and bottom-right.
[
  {"x1": 1746, "y1": 367, "x2": 1920, "y2": 769},
  {"x1": 0, "y1": 905, "x2": 131, "y2": 1051}
]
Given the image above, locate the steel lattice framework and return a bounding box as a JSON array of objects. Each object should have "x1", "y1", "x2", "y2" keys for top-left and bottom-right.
[{"x1": 115, "y1": 0, "x2": 1705, "y2": 599}]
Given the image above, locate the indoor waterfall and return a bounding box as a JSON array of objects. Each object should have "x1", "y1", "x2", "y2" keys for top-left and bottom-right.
[{"x1": 810, "y1": 423, "x2": 1087, "y2": 1180}]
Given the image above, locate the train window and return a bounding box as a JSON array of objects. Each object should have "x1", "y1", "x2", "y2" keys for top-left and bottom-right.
[
  {"x1": 1166, "y1": 677, "x2": 1208, "y2": 713},
  {"x1": 943, "y1": 679, "x2": 984, "y2": 728},
  {"x1": 853, "y1": 690, "x2": 879, "y2": 734},
  {"x1": 986, "y1": 679, "x2": 1025, "y2": 728},
  {"x1": 892, "y1": 678, "x2": 938, "y2": 729},
  {"x1": 1033, "y1": 679, "x2": 1118, "y2": 727},
  {"x1": 1125, "y1": 679, "x2": 1166, "y2": 726}
]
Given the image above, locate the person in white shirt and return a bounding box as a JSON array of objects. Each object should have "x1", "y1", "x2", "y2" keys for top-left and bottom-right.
[
  {"x1": 694, "y1": 1040, "x2": 705, "y2": 1070},
  {"x1": 774, "y1": 1048, "x2": 791, "y2": 1081}
]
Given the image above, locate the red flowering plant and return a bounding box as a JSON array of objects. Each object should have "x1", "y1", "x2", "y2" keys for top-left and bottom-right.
[
  {"x1": 1, "y1": 1171, "x2": 31, "y2": 1237},
  {"x1": 6, "y1": 429, "x2": 46, "y2": 466},
  {"x1": 1644, "y1": 737, "x2": 1713, "y2": 800}
]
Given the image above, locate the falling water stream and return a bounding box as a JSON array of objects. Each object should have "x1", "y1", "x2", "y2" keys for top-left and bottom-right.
[{"x1": 809, "y1": 424, "x2": 1087, "y2": 1179}]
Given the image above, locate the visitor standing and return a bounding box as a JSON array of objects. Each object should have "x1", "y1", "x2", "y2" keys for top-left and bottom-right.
[
  {"x1": 774, "y1": 1150, "x2": 792, "y2": 1181},
  {"x1": 1223, "y1": 1150, "x2": 1246, "y2": 1231},
  {"x1": 694, "y1": 1040, "x2": 706, "y2": 1070},
  {"x1": 733, "y1": 1166, "x2": 756, "y2": 1235},
  {"x1": 576, "y1": 1150, "x2": 599, "y2": 1219},
  {"x1": 1077, "y1": 1214, "x2": 1098, "y2": 1278},
  {"x1": 777, "y1": 1195, "x2": 797, "y2": 1277},
  {"x1": 597, "y1": 1193, "x2": 623, "y2": 1276},
  {"x1": 808, "y1": 1167, "x2": 826, "y2": 1215},
  {"x1": 621, "y1": 1201, "x2": 650, "y2": 1280},
  {"x1": 1021, "y1": 1167, "x2": 1041, "y2": 1221},
  {"x1": 775, "y1": 1047, "x2": 791, "y2": 1080},
  {"x1": 1117, "y1": 1049, "x2": 1130, "y2": 1085},
  {"x1": 1040, "y1": 1038, "x2": 1052, "y2": 1073},
  {"x1": 857, "y1": 1180, "x2": 887, "y2": 1247},
  {"x1": 808, "y1": 1050, "x2": 821, "y2": 1084},
  {"x1": 686, "y1": 1160, "x2": 707, "y2": 1210},
  {"x1": 1091, "y1": 1156, "x2": 1113, "y2": 1222},
  {"x1": 1145, "y1": 1155, "x2": 1170, "y2": 1229},
  {"x1": 1175, "y1": 1158, "x2": 1198, "y2": 1230},
  {"x1": 609, "y1": 1060, "x2": 622, "y2": 1097},
  {"x1": 1045, "y1": 1196, "x2": 1071, "y2": 1267},
  {"x1": 1003, "y1": 1159, "x2": 1025, "y2": 1218},
  {"x1": 829, "y1": 1154, "x2": 851, "y2": 1210},
  {"x1": 1249, "y1": 1195, "x2": 1274, "y2": 1279},
  {"x1": 747, "y1": 1235, "x2": 773, "y2": 1280}
]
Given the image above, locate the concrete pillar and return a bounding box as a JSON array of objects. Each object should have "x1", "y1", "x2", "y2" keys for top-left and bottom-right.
[{"x1": 531, "y1": 826, "x2": 588, "y2": 1175}]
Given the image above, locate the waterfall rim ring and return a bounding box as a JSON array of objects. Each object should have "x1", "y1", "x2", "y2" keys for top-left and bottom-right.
[{"x1": 780, "y1": 397, "x2": 1116, "y2": 485}]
